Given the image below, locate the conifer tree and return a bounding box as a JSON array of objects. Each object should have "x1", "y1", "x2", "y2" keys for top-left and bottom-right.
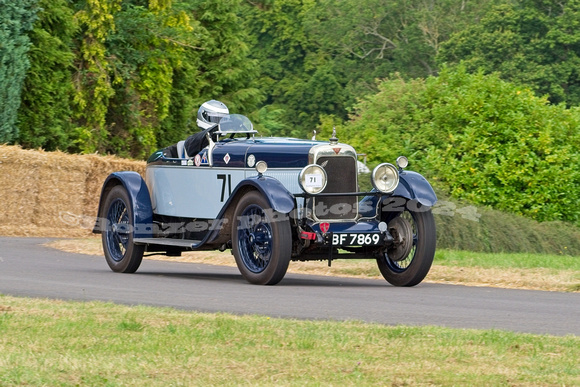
[{"x1": 0, "y1": 0, "x2": 38, "y2": 143}]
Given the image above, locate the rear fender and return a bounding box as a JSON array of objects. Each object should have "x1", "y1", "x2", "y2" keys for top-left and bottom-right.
[{"x1": 93, "y1": 171, "x2": 153, "y2": 238}]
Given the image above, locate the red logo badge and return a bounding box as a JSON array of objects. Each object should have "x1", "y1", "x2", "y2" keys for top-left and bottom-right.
[
  {"x1": 332, "y1": 147, "x2": 341, "y2": 154},
  {"x1": 320, "y1": 222, "x2": 330, "y2": 233}
]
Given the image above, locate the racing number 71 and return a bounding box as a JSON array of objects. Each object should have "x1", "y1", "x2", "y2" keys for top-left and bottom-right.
[{"x1": 217, "y1": 174, "x2": 232, "y2": 202}]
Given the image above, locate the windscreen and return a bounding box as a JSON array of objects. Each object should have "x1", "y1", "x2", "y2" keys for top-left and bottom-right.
[{"x1": 217, "y1": 114, "x2": 256, "y2": 134}]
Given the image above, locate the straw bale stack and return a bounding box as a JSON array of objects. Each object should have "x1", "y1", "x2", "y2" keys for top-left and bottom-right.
[
  {"x1": 0, "y1": 145, "x2": 145, "y2": 237},
  {"x1": 0, "y1": 145, "x2": 43, "y2": 227},
  {"x1": 82, "y1": 154, "x2": 146, "y2": 221}
]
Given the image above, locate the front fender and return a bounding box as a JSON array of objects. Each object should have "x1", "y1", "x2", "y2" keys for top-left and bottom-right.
[
  {"x1": 93, "y1": 171, "x2": 153, "y2": 238},
  {"x1": 226, "y1": 175, "x2": 295, "y2": 214},
  {"x1": 201, "y1": 175, "x2": 295, "y2": 245},
  {"x1": 391, "y1": 170, "x2": 437, "y2": 206},
  {"x1": 359, "y1": 170, "x2": 438, "y2": 217}
]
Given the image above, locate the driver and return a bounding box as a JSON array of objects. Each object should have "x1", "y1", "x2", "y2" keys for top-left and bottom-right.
[
  {"x1": 162, "y1": 100, "x2": 229, "y2": 159},
  {"x1": 183, "y1": 100, "x2": 229, "y2": 157}
]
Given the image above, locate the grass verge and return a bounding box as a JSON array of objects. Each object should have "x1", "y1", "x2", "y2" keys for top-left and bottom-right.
[
  {"x1": 0, "y1": 295, "x2": 578, "y2": 386},
  {"x1": 47, "y1": 238, "x2": 580, "y2": 292}
]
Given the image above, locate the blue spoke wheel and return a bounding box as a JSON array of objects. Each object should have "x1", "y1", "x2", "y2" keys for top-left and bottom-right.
[
  {"x1": 101, "y1": 185, "x2": 144, "y2": 273},
  {"x1": 232, "y1": 191, "x2": 291, "y2": 285},
  {"x1": 377, "y1": 208, "x2": 436, "y2": 287}
]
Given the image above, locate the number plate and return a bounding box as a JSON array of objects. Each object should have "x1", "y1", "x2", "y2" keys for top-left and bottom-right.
[{"x1": 331, "y1": 233, "x2": 382, "y2": 246}]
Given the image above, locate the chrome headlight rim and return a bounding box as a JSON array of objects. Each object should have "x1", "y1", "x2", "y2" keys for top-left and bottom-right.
[
  {"x1": 371, "y1": 163, "x2": 399, "y2": 193},
  {"x1": 396, "y1": 155, "x2": 409, "y2": 169},
  {"x1": 255, "y1": 160, "x2": 268, "y2": 174},
  {"x1": 298, "y1": 164, "x2": 328, "y2": 194}
]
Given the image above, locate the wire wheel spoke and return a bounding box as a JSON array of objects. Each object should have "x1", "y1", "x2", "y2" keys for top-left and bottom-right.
[
  {"x1": 106, "y1": 199, "x2": 130, "y2": 262},
  {"x1": 238, "y1": 205, "x2": 273, "y2": 273}
]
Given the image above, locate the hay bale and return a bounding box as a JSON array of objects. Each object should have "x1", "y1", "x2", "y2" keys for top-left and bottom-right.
[
  {"x1": 33, "y1": 149, "x2": 92, "y2": 232},
  {"x1": 0, "y1": 145, "x2": 45, "y2": 227},
  {"x1": 0, "y1": 145, "x2": 146, "y2": 238},
  {"x1": 82, "y1": 154, "x2": 145, "y2": 219}
]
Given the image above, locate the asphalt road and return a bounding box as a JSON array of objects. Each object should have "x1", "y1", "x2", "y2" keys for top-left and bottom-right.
[{"x1": 0, "y1": 237, "x2": 578, "y2": 336}]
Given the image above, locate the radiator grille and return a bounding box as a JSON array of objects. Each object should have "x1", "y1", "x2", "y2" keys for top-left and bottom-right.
[{"x1": 314, "y1": 156, "x2": 358, "y2": 220}]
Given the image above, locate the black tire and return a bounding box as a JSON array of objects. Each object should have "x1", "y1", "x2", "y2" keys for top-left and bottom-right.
[
  {"x1": 376, "y1": 208, "x2": 436, "y2": 286},
  {"x1": 232, "y1": 191, "x2": 292, "y2": 285},
  {"x1": 101, "y1": 185, "x2": 144, "y2": 273}
]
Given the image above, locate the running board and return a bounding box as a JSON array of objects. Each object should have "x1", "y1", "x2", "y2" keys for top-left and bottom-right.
[{"x1": 133, "y1": 238, "x2": 202, "y2": 248}]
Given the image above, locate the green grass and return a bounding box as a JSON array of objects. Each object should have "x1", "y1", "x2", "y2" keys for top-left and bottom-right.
[
  {"x1": 435, "y1": 249, "x2": 580, "y2": 270},
  {"x1": 0, "y1": 296, "x2": 578, "y2": 386},
  {"x1": 318, "y1": 250, "x2": 580, "y2": 292}
]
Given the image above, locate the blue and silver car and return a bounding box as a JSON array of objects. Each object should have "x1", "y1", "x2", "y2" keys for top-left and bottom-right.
[{"x1": 94, "y1": 114, "x2": 437, "y2": 285}]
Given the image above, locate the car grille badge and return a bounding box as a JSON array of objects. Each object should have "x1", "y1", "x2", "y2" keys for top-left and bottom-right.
[
  {"x1": 223, "y1": 153, "x2": 230, "y2": 164},
  {"x1": 332, "y1": 147, "x2": 341, "y2": 154},
  {"x1": 320, "y1": 222, "x2": 330, "y2": 233}
]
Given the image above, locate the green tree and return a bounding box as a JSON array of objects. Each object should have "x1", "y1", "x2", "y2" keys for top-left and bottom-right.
[
  {"x1": 438, "y1": 0, "x2": 580, "y2": 106},
  {"x1": 66, "y1": 0, "x2": 260, "y2": 158},
  {"x1": 17, "y1": 0, "x2": 76, "y2": 151},
  {"x1": 0, "y1": 0, "x2": 39, "y2": 143},
  {"x1": 241, "y1": 0, "x2": 317, "y2": 136},
  {"x1": 73, "y1": 0, "x2": 122, "y2": 153},
  {"x1": 142, "y1": 0, "x2": 264, "y2": 148},
  {"x1": 104, "y1": 0, "x2": 199, "y2": 157},
  {"x1": 3, "y1": 0, "x2": 263, "y2": 157},
  {"x1": 192, "y1": 0, "x2": 263, "y2": 109},
  {"x1": 344, "y1": 66, "x2": 580, "y2": 224},
  {"x1": 241, "y1": 0, "x2": 497, "y2": 138},
  {"x1": 308, "y1": 0, "x2": 497, "y2": 98}
]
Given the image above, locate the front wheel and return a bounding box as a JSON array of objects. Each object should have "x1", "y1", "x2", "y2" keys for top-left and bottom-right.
[
  {"x1": 231, "y1": 191, "x2": 292, "y2": 285},
  {"x1": 101, "y1": 185, "x2": 144, "y2": 273},
  {"x1": 376, "y1": 208, "x2": 436, "y2": 286}
]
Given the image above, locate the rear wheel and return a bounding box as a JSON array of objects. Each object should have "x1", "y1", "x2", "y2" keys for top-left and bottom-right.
[
  {"x1": 232, "y1": 191, "x2": 292, "y2": 285},
  {"x1": 101, "y1": 185, "x2": 144, "y2": 273},
  {"x1": 377, "y1": 208, "x2": 435, "y2": 286}
]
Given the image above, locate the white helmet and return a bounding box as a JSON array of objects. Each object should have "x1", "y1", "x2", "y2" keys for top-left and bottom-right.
[{"x1": 196, "y1": 100, "x2": 229, "y2": 130}]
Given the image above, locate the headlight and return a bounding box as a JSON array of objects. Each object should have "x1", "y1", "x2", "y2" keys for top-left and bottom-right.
[
  {"x1": 372, "y1": 163, "x2": 399, "y2": 193},
  {"x1": 255, "y1": 160, "x2": 268, "y2": 174},
  {"x1": 396, "y1": 156, "x2": 409, "y2": 169},
  {"x1": 299, "y1": 164, "x2": 328, "y2": 194}
]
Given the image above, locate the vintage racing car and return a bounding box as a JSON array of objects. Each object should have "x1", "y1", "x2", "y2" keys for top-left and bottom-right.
[{"x1": 93, "y1": 114, "x2": 437, "y2": 285}]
